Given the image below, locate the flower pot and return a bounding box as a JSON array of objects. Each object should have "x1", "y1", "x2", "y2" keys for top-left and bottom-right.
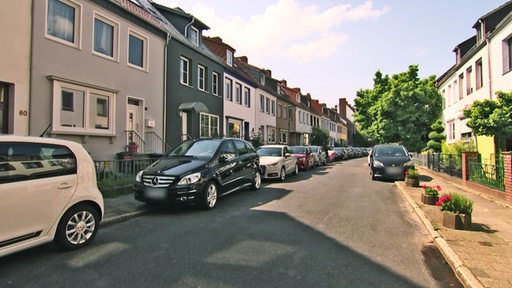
[
  {"x1": 442, "y1": 211, "x2": 472, "y2": 230},
  {"x1": 127, "y1": 144, "x2": 138, "y2": 154},
  {"x1": 405, "y1": 178, "x2": 419, "y2": 187},
  {"x1": 421, "y1": 194, "x2": 439, "y2": 205}
]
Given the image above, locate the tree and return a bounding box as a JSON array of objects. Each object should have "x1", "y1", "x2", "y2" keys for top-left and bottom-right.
[
  {"x1": 353, "y1": 65, "x2": 442, "y2": 152},
  {"x1": 427, "y1": 119, "x2": 445, "y2": 152},
  {"x1": 463, "y1": 91, "x2": 512, "y2": 153},
  {"x1": 311, "y1": 127, "x2": 330, "y2": 152}
]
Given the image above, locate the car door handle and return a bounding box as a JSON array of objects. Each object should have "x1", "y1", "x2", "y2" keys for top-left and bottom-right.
[{"x1": 58, "y1": 183, "x2": 73, "y2": 190}]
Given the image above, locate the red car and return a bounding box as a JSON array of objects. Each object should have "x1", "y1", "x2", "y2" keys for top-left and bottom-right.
[{"x1": 291, "y1": 146, "x2": 315, "y2": 170}]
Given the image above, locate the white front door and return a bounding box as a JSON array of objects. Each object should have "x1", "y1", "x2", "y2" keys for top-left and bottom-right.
[{"x1": 127, "y1": 103, "x2": 142, "y2": 144}]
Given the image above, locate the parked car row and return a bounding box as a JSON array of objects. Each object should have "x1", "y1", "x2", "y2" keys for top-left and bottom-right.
[{"x1": 328, "y1": 146, "x2": 371, "y2": 162}]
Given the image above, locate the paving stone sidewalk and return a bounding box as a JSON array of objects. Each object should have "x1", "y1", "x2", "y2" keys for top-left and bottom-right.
[{"x1": 396, "y1": 167, "x2": 512, "y2": 288}]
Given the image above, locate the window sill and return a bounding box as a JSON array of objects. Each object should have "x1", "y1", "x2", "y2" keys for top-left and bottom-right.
[{"x1": 48, "y1": 130, "x2": 116, "y2": 144}]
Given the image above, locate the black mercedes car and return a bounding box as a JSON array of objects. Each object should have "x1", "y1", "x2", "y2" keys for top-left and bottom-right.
[
  {"x1": 133, "y1": 138, "x2": 261, "y2": 210},
  {"x1": 368, "y1": 144, "x2": 414, "y2": 181}
]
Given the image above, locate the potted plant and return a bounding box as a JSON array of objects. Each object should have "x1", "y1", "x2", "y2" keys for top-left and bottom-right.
[
  {"x1": 421, "y1": 185, "x2": 440, "y2": 205},
  {"x1": 404, "y1": 168, "x2": 420, "y2": 187},
  {"x1": 126, "y1": 141, "x2": 138, "y2": 154},
  {"x1": 436, "y1": 192, "x2": 474, "y2": 230}
]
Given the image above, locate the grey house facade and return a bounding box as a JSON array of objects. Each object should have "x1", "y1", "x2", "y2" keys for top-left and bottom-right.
[
  {"x1": 154, "y1": 5, "x2": 225, "y2": 149},
  {"x1": 29, "y1": 0, "x2": 168, "y2": 160}
]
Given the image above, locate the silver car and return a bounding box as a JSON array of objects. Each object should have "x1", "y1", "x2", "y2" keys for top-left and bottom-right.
[{"x1": 257, "y1": 145, "x2": 298, "y2": 181}]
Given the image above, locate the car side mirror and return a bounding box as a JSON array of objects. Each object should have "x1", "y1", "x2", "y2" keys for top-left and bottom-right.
[
  {"x1": 219, "y1": 154, "x2": 229, "y2": 163},
  {"x1": 284, "y1": 153, "x2": 291, "y2": 158}
]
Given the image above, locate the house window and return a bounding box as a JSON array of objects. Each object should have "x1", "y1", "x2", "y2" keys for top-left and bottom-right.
[
  {"x1": 277, "y1": 104, "x2": 282, "y2": 118},
  {"x1": 267, "y1": 127, "x2": 276, "y2": 143},
  {"x1": 265, "y1": 97, "x2": 270, "y2": 114},
  {"x1": 93, "y1": 14, "x2": 118, "y2": 59},
  {"x1": 280, "y1": 130, "x2": 288, "y2": 144},
  {"x1": 212, "y1": 72, "x2": 219, "y2": 95},
  {"x1": 447, "y1": 120, "x2": 455, "y2": 140},
  {"x1": 200, "y1": 113, "x2": 219, "y2": 138},
  {"x1": 180, "y1": 57, "x2": 190, "y2": 85},
  {"x1": 503, "y1": 37, "x2": 512, "y2": 73},
  {"x1": 235, "y1": 83, "x2": 242, "y2": 104},
  {"x1": 475, "y1": 58, "x2": 483, "y2": 90},
  {"x1": 52, "y1": 79, "x2": 115, "y2": 134},
  {"x1": 260, "y1": 74, "x2": 265, "y2": 85},
  {"x1": 458, "y1": 73, "x2": 464, "y2": 100},
  {"x1": 466, "y1": 66, "x2": 473, "y2": 95},
  {"x1": 198, "y1": 65, "x2": 206, "y2": 91},
  {"x1": 46, "y1": 0, "x2": 81, "y2": 47},
  {"x1": 128, "y1": 30, "x2": 147, "y2": 70},
  {"x1": 259, "y1": 95, "x2": 264, "y2": 112},
  {"x1": 271, "y1": 100, "x2": 275, "y2": 116},
  {"x1": 225, "y1": 78, "x2": 233, "y2": 101},
  {"x1": 226, "y1": 50, "x2": 233, "y2": 67},
  {"x1": 189, "y1": 26, "x2": 199, "y2": 46},
  {"x1": 244, "y1": 87, "x2": 250, "y2": 107}
]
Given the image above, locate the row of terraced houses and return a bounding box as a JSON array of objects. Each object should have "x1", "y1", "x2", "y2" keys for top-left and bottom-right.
[{"x1": 0, "y1": 0, "x2": 356, "y2": 160}]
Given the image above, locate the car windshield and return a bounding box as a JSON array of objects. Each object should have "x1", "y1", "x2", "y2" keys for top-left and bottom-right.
[
  {"x1": 309, "y1": 147, "x2": 318, "y2": 153},
  {"x1": 257, "y1": 147, "x2": 282, "y2": 157},
  {"x1": 292, "y1": 147, "x2": 307, "y2": 154},
  {"x1": 169, "y1": 139, "x2": 221, "y2": 157},
  {"x1": 374, "y1": 146, "x2": 407, "y2": 157}
]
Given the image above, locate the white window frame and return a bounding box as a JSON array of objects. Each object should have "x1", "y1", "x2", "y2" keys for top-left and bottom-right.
[
  {"x1": 51, "y1": 78, "x2": 116, "y2": 135},
  {"x1": 244, "y1": 87, "x2": 250, "y2": 107},
  {"x1": 225, "y1": 78, "x2": 233, "y2": 101},
  {"x1": 226, "y1": 50, "x2": 233, "y2": 67},
  {"x1": 189, "y1": 26, "x2": 199, "y2": 46},
  {"x1": 180, "y1": 56, "x2": 190, "y2": 86},
  {"x1": 475, "y1": 58, "x2": 483, "y2": 90},
  {"x1": 45, "y1": 0, "x2": 82, "y2": 49},
  {"x1": 200, "y1": 113, "x2": 219, "y2": 138},
  {"x1": 259, "y1": 95, "x2": 264, "y2": 112},
  {"x1": 198, "y1": 65, "x2": 206, "y2": 91},
  {"x1": 271, "y1": 100, "x2": 275, "y2": 116},
  {"x1": 503, "y1": 36, "x2": 512, "y2": 74},
  {"x1": 265, "y1": 97, "x2": 270, "y2": 114},
  {"x1": 235, "y1": 83, "x2": 242, "y2": 104},
  {"x1": 212, "y1": 72, "x2": 219, "y2": 95},
  {"x1": 127, "y1": 29, "x2": 148, "y2": 71},
  {"x1": 92, "y1": 12, "x2": 119, "y2": 61}
]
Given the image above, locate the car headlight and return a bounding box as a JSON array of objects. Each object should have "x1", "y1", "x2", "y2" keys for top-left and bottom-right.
[
  {"x1": 373, "y1": 160, "x2": 384, "y2": 167},
  {"x1": 269, "y1": 161, "x2": 279, "y2": 167},
  {"x1": 178, "y1": 172, "x2": 201, "y2": 185},
  {"x1": 135, "y1": 170, "x2": 143, "y2": 182}
]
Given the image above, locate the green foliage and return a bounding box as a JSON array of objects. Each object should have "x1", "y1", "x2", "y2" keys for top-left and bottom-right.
[
  {"x1": 441, "y1": 141, "x2": 476, "y2": 155},
  {"x1": 463, "y1": 91, "x2": 512, "y2": 154},
  {"x1": 97, "y1": 170, "x2": 134, "y2": 198},
  {"x1": 250, "y1": 129, "x2": 263, "y2": 148},
  {"x1": 437, "y1": 192, "x2": 474, "y2": 215},
  {"x1": 427, "y1": 119, "x2": 445, "y2": 152},
  {"x1": 422, "y1": 185, "x2": 441, "y2": 197},
  {"x1": 405, "y1": 168, "x2": 419, "y2": 179},
  {"x1": 311, "y1": 127, "x2": 330, "y2": 152},
  {"x1": 353, "y1": 65, "x2": 442, "y2": 152}
]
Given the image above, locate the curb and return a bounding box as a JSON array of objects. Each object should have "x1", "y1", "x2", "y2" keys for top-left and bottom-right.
[
  {"x1": 101, "y1": 207, "x2": 157, "y2": 227},
  {"x1": 395, "y1": 182, "x2": 484, "y2": 288}
]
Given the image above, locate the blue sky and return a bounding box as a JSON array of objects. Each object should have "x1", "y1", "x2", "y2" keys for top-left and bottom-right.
[{"x1": 156, "y1": 0, "x2": 509, "y2": 108}]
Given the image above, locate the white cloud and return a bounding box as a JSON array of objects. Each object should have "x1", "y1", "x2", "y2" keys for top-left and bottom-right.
[
  {"x1": 415, "y1": 47, "x2": 426, "y2": 57},
  {"x1": 161, "y1": 0, "x2": 389, "y2": 63}
]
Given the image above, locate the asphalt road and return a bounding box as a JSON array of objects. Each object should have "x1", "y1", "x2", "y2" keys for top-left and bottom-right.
[{"x1": 0, "y1": 158, "x2": 461, "y2": 288}]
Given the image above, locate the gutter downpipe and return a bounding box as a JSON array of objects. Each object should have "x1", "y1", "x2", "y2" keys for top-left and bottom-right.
[
  {"x1": 184, "y1": 16, "x2": 195, "y2": 38},
  {"x1": 163, "y1": 32, "x2": 171, "y2": 152}
]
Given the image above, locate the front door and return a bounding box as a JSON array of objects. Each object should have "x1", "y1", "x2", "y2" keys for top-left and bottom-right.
[
  {"x1": 127, "y1": 100, "x2": 142, "y2": 144},
  {"x1": 0, "y1": 83, "x2": 9, "y2": 134}
]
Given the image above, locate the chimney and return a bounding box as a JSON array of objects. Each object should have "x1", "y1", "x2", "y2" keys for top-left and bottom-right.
[
  {"x1": 339, "y1": 98, "x2": 347, "y2": 117},
  {"x1": 237, "y1": 56, "x2": 248, "y2": 63},
  {"x1": 264, "y1": 69, "x2": 272, "y2": 77},
  {"x1": 280, "y1": 79, "x2": 287, "y2": 86}
]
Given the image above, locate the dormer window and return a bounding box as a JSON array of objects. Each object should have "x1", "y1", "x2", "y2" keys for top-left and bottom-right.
[
  {"x1": 226, "y1": 50, "x2": 233, "y2": 66},
  {"x1": 260, "y1": 73, "x2": 265, "y2": 85},
  {"x1": 296, "y1": 94, "x2": 300, "y2": 102},
  {"x1": 189, "y1": 27, "x2": 199, "y2": 46}
]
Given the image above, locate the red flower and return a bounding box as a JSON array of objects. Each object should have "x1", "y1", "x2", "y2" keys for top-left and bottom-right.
[
  {"x1": 405, "y1": 171, "x2": 409, "y2": 176},
  {"x1": 436, "y1": 185, "x2": 442, "y2": 191}
]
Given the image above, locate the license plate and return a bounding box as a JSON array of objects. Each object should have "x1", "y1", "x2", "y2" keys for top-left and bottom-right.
[
  {"x1": 144, "y1": 188, "x2": 167, "y2": 200},
  {"x1": 387, "y1": 167, "x2": 403, "y2": 174}
]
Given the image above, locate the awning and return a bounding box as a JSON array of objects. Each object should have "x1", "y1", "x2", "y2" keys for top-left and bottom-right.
[{"x1": 177, "y1": 102, "x2": 209, "y2": 113}]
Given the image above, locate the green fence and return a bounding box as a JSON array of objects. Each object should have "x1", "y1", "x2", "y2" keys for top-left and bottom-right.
[
  {"x1": 95, "y1": 158, "x2": 159, "y2": 198},
  {"x1": 468, "y1": 158, "x2": 505, "y2": 191}
]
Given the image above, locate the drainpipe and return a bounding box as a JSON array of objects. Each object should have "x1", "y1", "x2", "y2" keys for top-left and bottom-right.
[
  {"x1": 163, "y1": 32, "x2": 170, "y2": 152},
  {"x1": 184, "y1": 17, "x2": 195, "y2": 38},
  {"x1": 486, "y1": 36, "x2": 493, "y2": 100}
]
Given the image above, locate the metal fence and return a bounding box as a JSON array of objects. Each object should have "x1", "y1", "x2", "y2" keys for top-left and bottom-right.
[
  {"x1": 468, "y1": 158, "x2": 505, "y2": 191},
  {"x1": 94, "y1": 158, "x2": 159, "y2": 197},
  {"x1": 415, "y1": 152, "x2": 462, "y2": 178}
]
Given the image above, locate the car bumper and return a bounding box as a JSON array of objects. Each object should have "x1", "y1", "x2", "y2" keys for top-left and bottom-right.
[
  {"x1": 260, "y1": 165, "x2": 281, "y2": 179},
  {"x1": 372, "y1": 166, "x2": 408, "y2": 180},
  {"x1": 133, "y1": 181, "x2": 206, "y2": 204}
]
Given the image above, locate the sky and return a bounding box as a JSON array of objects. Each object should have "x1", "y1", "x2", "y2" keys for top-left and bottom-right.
[{"x1": 155, "y1": 0, "x2": 509, "y2": 108}]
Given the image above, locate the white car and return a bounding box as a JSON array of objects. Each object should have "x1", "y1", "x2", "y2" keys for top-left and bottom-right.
[
  {"x1": 0, "y1": 136, "x2": 104, "y2": 257},
  {"x1": 257, "y1": 145, "x2": 298, "y2": 181}
]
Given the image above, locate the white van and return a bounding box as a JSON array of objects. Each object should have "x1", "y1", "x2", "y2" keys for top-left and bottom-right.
[{"x1": 0, "y1": 136, "x2": 104, "y2": 257}]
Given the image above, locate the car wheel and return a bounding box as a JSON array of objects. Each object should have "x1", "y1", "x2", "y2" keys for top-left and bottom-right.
[
  {"x1": 201, "y1": 181, "x2": 218, "y2": 210},
  {"x1": 293, "y1": 163, "x2": 299, "y2": 175},
  {"x1": 54, "y1": 204, "x2": 100, "y2": 250},
  {"x1": 251, "y1": 170, "x2": 262, "y2": 190},
  {"x1": 280, "y1": 166, "x2": 286, "y2": 181},
  {"x1": 371, "y1": 170, "x2": 376, "y2": 181}
]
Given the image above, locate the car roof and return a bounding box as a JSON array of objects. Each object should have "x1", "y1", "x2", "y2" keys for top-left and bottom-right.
[{"x1": 259, "y1": 145, "x2": 287, "y2": 148}]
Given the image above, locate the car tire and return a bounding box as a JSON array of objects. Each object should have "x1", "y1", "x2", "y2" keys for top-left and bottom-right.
[
  {"x1": 251, "y1": 170, "x2": 262, "y2": 190},
  {"x1": 54, "y1": 204, "x2": 100, "y2": 250},
  {"x1": 293, "y1": 163, "x2": 299, "y2": 175},
  {"x1": 280, "y1": 166, "x2": 286, "y2": 181},
  {"x1": 201, "y1": 181, "x2": 218, "y2": 210}
]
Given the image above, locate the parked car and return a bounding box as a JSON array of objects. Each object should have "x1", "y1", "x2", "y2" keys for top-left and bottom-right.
[
  {"x1": 257, "y1": 145, "x2": 298, "y2": 181},
  {"x1": 368, "y1": 144, "x2": 414, "y2": 181},
  {"x1": 0, "y1": 136, "x2": 104, "y2": 257},
  {"x1": 291, "y1": 146, "x2": 315, "y2": 170},
  {"x1": 327, "y1": 149, "x2": 337, "y2": 162},
  {"x1": 309, "y1": 145, "x2": 327, "y2": 166},
  {"x1": 331, "y1": 147, "x2": 346, "y2": 161},
  {"x1": 133, "y1": 138, "x2": 261, "y2": 210}
]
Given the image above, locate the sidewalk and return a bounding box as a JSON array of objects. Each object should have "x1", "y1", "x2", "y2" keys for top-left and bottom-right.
[
  {"x1": 396, "y1": 167, "x2": 512, "y2": 288},
  {"x1": 100, "y1": 168, "x2": 512, "y2": 288}
]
